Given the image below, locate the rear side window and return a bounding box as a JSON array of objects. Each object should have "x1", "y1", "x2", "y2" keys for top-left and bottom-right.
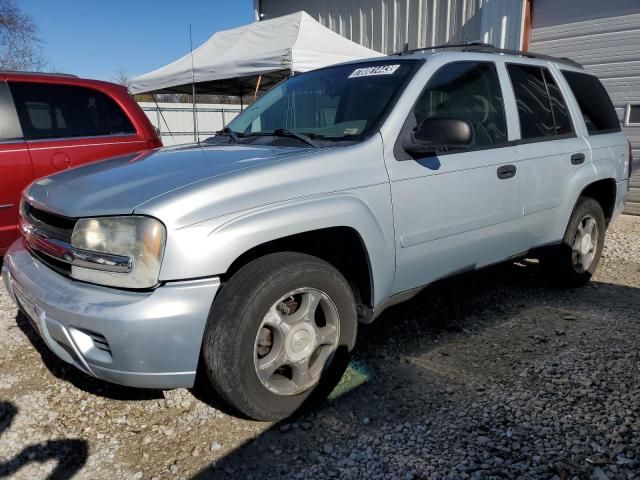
[
  {"x1": 561, "y1": 71, "x2": 620, "y2": 135},
  {"x1": 507, "y1": 64, "x2": 574, "y2": 139},
  {"x1": 9, "y1": 82, "x2": 135, "y2": 140},
  {"x1": 409, "y1": 61, "x2": 508, "y2": 147},
  {"x1": 543, "y1": 69, "x2": 573, "y2": 135}
]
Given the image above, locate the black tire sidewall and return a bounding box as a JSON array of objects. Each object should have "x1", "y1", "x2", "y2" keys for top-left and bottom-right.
[
  {"x1": 555, "y1": 197, "x2": 606, "y2": 285},
  {"x1": 203, "y1": 253, "x2": 357, "y2": 420}
]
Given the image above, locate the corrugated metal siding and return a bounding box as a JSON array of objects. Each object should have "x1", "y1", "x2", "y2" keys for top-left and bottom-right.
[
  {"x1": 259, "y1": 0, "x2": 524, "y2": 53},
  {"x1": 530, "y1": 1, "x2": 640, "y2": 215}
]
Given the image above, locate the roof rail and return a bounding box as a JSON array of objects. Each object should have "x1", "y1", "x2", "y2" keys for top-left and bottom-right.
[
  {"x1": 0, "y1": 70, "x2": 78, "y2": 78},
  {"x1": 394, "y1": 41, "x2": 493, "y2": 55},
  {"x1": 394, "y1": 42, "x2": 583, "y2": 69}
]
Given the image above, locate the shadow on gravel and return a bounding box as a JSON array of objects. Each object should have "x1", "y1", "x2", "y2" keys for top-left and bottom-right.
[
  {"x1": 0, "y1": 400, "x2": 88, "y2": 479},
  {"x1": 190, "y1": 369, "x2": 247, "y2": 419},
  {"x1": 13, "y1": 312, "x2": 164, "y2": 401},
  {"x1": 188, "y1": 259, "x2": 640, "y2": 479}
]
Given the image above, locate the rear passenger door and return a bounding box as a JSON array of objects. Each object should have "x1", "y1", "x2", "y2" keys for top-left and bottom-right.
[
  {"x1": 8, "y1": 82, "x2": 146, "y2": 178},
  {"x1": 506, "y1": 63, "x2": 590, "y2": 242},
  {"x1": 387, "y1": 60, "x2": 521, "y2": 293},
  {"x1": 0, "y1": 81, "x2": 34, "y2": 252}
]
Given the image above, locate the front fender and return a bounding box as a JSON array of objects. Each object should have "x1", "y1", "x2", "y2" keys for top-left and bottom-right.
[{"x1": 158, "y1": 185, "x2": 396, "y2": 306}]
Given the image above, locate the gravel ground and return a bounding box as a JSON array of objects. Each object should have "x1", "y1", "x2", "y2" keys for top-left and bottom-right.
[{"x1": 1, "y1": 214, "x2": 639, "y2": 480}]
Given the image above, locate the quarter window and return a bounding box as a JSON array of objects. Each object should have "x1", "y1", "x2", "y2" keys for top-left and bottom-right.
[
  {"x1": 9, "y1": 82, "x2": 135, "y2": 140},
  {"x1": 408, "y1": 61, "x2": 508, "y2": 148},
  {"x1": 561, "y1": 71, "x2": 620, "y2": 134}
]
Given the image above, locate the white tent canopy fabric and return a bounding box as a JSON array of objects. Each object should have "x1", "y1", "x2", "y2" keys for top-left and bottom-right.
[{"x1": 130, "y1": 11, "x2": 383, "y2": 96}]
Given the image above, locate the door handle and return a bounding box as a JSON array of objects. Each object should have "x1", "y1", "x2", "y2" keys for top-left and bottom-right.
[
  {"x1": 571, "y1": 153, "x2": 585, "y2": 165},
  {"x1": 497, "y1": 164, "x2": 517, "y2": 179}
]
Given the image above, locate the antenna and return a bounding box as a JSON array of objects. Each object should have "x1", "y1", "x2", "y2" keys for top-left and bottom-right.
[
  {"x1": 189, "y1": 24, "x2": 199, "y2": 143},
  {"x1": 152, "y1": 94, "x2": 175, "y2": 143}
]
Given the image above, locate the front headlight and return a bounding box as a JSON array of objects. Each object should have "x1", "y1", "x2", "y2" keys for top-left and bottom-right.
[{"x1": 71, "y1": 216, "x2": 166, "y2": 289}]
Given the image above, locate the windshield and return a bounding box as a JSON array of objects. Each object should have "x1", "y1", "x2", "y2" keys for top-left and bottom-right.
[{"x1": 224, "y1": 60, "x2": 419, "y2": 145}]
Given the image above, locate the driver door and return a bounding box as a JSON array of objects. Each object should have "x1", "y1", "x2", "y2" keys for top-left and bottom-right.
[{"x1": 385, "y1": 60, "x2": 523, "y2": 294}]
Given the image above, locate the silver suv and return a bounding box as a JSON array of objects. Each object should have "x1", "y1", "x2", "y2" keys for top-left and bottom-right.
[{"x1": 2, "y1": 46, "x2": 631, "y2": 420}]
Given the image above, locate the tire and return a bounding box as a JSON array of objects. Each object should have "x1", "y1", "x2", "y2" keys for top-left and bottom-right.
[
  {"x1": 545, "y1": 196, "x2": 606, "y2": 287},
  {"x1": 202, "y1": 252, "x2": 357, "y2": 421}
]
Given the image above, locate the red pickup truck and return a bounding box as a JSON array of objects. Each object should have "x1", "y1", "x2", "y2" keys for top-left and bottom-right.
[{"x1": 0, "y1": 72, "x2": 161, "y2": 255}]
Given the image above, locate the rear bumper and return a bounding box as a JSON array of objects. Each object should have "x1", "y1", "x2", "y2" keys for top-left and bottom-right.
[{"x1": 2, "y1": 238, "x2": 220, "y2": 389}]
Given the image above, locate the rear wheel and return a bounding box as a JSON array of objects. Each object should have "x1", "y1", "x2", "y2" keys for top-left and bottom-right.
[
  {"x1": 202, "y1": 252, "x2": 357, "y2": 420},
  {"x1": 545, "y1": 197, "x2": 606, "y2": 287}
]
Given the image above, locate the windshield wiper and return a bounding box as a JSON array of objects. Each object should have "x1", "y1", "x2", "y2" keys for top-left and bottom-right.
[
  {"x1": 211, "y1": 127, "x2": 240, "y2": 143},
  {"x1": 271, "y1": 129, "x2": 319, "y2": 148}
]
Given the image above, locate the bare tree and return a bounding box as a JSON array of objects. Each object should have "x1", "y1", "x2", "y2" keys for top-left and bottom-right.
[
  {"x1": 112, "y1": 68, "x2": 132, "y2": 91},
  {"x1": 0, "y1": 0, "x2": 46, "y2": 71}
]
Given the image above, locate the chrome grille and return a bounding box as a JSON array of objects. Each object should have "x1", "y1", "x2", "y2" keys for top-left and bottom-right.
[
  {"x1": 20, "y1": 201, "x2": 76, "y2": 277},
  {"x1": 22, "y1": 202, "x2": 75, "y2": 243}
]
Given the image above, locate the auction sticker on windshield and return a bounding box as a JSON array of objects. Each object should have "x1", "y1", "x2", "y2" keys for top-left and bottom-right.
[{"x1": 348, "y1": 64, "x2": 400, "y2": 78}]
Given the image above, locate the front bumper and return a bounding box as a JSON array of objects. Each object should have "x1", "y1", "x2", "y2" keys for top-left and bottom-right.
[{"x1": 2, "y1": 238, "x2": 220, "y2": 389}]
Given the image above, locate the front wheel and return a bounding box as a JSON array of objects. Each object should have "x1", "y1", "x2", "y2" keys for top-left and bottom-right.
[
  {"x1": 202, "y1": 252, "x2": 357, "y2": 420},
  {"x1": 544, "y1": 196, "x2": 606, "y2": 287}
]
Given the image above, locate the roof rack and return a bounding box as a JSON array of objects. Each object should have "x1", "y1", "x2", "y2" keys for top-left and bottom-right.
[
  {"x1": 0, "y1": 70, "x2": 78, "y2": 78},
  {"x1": 394, "y1": 41, "x2": 583, "y2": 69}
]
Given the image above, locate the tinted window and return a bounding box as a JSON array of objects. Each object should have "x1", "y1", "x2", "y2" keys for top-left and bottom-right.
[
  {"x1": 409, "y1": 62, "x2": 507, "y2": 147},
  {"x1": 543, "y1": 69, "x2": 573, "y2": 135},
  {"x1": 628, "y1": 104, "x2": 640, "y2": 125},
  {"x1": 508, "y1": 64, "x2": 556, "y2": 139},
  {"x1": 0, "y1": 81, "x2": 23, "y2": 141},
  {"x1": 9, "y1": 82, "x2": 135, "y2": 140},
  {"x1": 561, "y1": 71, "x2": 620, "y2": 134}
]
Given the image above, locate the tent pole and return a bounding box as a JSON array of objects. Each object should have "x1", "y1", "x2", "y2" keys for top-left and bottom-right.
[
  {"x1": 189, "y1": 24, "x2": 198, "y2": 143},
  {"x1": 290, "y1": 50, "x2": 294, "y2": 77},
  {"x1": 191, "y1": 87, "x2": 197, "y2": 143},
  {"x1": 254, "y1": 75, "x2": 262, "y2": 99},
  {"x1": 240, "y1": 93, "x2": 244, "y2": 111}
]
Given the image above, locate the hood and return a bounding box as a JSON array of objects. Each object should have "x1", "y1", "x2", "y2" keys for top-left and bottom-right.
[{"x1": 25, "y1": 144, "x2": 310, "y2": 218}]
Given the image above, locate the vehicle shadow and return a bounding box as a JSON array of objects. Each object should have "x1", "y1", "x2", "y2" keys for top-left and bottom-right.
[
  {"x1": 189, "y1": 258, "x2": 640, "y2": 479},
  {"x1": 0, "y1": 400, "x2": 88, "y2": 479},
  {"x1": 13, "y1": 312, "x2": 164, "y2": 401}
]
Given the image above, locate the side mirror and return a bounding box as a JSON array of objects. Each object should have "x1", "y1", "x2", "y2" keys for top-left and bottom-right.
[{"x1": 403, "y1": 117, "x2": 473, "y2": 157}]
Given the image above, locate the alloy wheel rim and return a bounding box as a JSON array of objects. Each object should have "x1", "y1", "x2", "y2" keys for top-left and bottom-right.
[
  {"x1": 253, "y1": 287, "x2": 340, "y2": 396},
  {"x1": 571, "y1": 214, "x2": 598, "y2": 273}
]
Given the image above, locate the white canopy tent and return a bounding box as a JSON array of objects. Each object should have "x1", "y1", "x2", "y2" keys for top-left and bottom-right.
[{"x1": 130, "y1": 11, "x2": 383, "y2": 97}]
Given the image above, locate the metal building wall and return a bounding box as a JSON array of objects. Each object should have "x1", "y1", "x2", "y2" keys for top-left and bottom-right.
[
  {"x1": 529, "y1": 0, "x2": 640, "y2": 214},
  {"x1": 257, "y1": 0, "x2": 525, "y2": 53}
]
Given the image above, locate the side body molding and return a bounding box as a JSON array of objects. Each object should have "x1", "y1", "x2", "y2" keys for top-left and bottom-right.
[{"x1": 157, "y1": 187, "x2": 396, "y2": 307}]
